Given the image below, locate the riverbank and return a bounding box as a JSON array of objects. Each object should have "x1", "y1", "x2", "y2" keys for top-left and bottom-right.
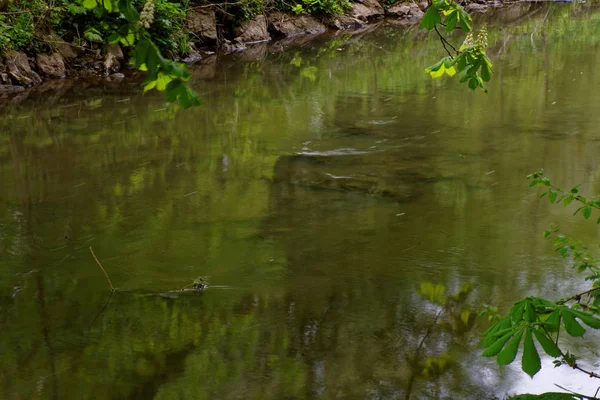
[{"x1": 0, "y1": 0, "x2": 518, "y2": 94}]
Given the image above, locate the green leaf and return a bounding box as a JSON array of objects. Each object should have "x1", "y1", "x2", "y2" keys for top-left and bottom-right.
[
  {"x1": 532, "y1": 328, "x2": 561, "y2": 357},
  {"x1": 456, "y1": 54, "x2": 467, "y2": 71},
  {"x1": 544, "y1": 310, "x2": 561, "y2": 332},
  {"x1": 84, "y1": 28, "x2": 103, "y2": 43},
  {"x1": 81, "y1": 0, "x2": 97, "y2": 9},
  {"x1": 118, "y1": 0, "x2": 139, "y2": 21},
  {"x1": 119, "y1": 32, "x2": 135, "y2": 46},
  {"x1": 468, "y1": 78, "x2": 478, "y2": 90},
  {"x1": 497, "y1": 329, "x2": 522, "y2": 365},
  {"x1": 522, "y1": 329, "x2": 541, "y2": 377},
  {"x1": 564, "y1": 196, "x2": 573, "y2": 207},
  {"x1": 570, "y1": 309, "x2": 600, "y2": 329},
  {"x1": 509, "y1": 301, "x2": 526, "y2": 323},
  {"x1": 133, "y1": 39, "x2": 150, "y2": 68},
  {"x1": 458, "y1": 15, "x2": 471, "y2": 32},
  {"x1": 548, "y1": 190, "x2": 557, "y2": 204},
  {"x1": 445, "y1": 10, "x2": 458, "y2": 31},
  {"x1": 526, "y1": 301, "x2": 537, "y2": 322},
  {"x1": 583, "y1": 206, "x2": 592, "y2": 220},
  {"x1": 101, "y1": 0, "x2": 116, "y2": 12},
  {"x1": 166, "y1": 79, "x2": 202, "y2": 108},
  {"x1": 482, "y1": 330, "x2": 515, "y2": 357},
  {"x1": 106, "y1": 32, "x2": 120, "y2": 44},
  {"x1": 561, "y1": 309, "x2": 586, "y2": 337},
  {"x1": 146, "y1": 46, "x2": 160, "y2": 80},
  {"x1": 425, "y1": 59, "x2": 444, "y2": 73},
  {"x1": 481, "y1": 63, "x2": 491, "y2": 82},
  {"x1": 419, "y1": 7, "x2": 441, "y2": 31},
  {"x1": 482, "y1": 317, "x2": 511, "y2": 341}
]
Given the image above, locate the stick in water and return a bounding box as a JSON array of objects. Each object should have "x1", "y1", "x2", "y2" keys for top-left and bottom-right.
[{"x1": 89, "y1": 247, "x2": 114, "y2": 291}]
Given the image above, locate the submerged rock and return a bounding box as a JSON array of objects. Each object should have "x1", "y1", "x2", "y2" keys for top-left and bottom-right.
[
  {"x1": 272, "y1": 154, "x2": 432, "y2": 202},
  {"x1": 222, "y1": 38, "x2": 247, "y2": 53},
  {"x1": 5, "y1": 51, "x2": 42, "y2": 87},
  {"x1": 182, "y1": 43, "x2": 203, "y2": 63},
  {"x1": 185, "y1": 8, "x2": 218, "y2": 45},
  {"x1": 230, "y1": 42, "x2": 268, "y2": 61},
  {"x1": 0, "y1": 84, "x2": 25, "y2": 94},
  {"x1": 36, "y1": 52, "x2": 67, "y2": 79},
  {"x1": 268, "y1": 12, "x2": 327, "y2": 37},
  {"x1": 235, "y1": 15, "x2": 271, "y2": 43}
]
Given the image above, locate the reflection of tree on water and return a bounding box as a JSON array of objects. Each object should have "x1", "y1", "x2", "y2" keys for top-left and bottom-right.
[{"x1": 263, "y1": 154, "x2": 485, "y2": 398}]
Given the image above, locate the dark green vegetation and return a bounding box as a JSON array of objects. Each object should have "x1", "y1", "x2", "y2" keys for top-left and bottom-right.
[
  {"x1": 0, "y1": 0, "x2": 189, "y2": 55},
  {"x1": 2, "y1": 3, "x2": 600, "y2": 399},
  {"x1": 0, "y1": 0, "x2": 347, "y2": 56}
]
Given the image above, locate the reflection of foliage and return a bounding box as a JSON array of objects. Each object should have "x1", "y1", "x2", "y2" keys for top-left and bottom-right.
[
  {"x1": 300, "y1": 65, "x2": 318, "y2": 82},
  {"x1": 402, "y1": 282, "x2": 477, "y2": 398}
]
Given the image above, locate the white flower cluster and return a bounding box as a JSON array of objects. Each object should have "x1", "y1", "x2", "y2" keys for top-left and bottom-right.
[
  {"x1": 140, "y1": 0, "x2": 155, "y2": 29},
  {"x1": 462, "y1": 32, "x2": 474, "y2": 48},
  {"x1": 477, "y1": 27, "x2": 488, "y2": 48}
]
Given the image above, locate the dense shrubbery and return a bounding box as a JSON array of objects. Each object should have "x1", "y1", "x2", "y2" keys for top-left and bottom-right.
[
  {"x1": 0, "y1": 0, "x2": 352, "y2": 56},
  {"x1": 1, "y1": 0, "x2": 190, "y2": 55},
  {"x1": 0, "y1": 0, "x2": 189, "y2": 56},
  {"x1": 278, "y1": 0, "x2": 351, "y2": 17}
]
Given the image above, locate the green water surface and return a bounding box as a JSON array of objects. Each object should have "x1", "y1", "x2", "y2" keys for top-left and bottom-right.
[{"x1": 2, "y1": 4, "x2": 600, "y2": 399}]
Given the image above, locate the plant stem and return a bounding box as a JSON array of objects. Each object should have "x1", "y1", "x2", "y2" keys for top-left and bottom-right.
[
  {"x1": 434, "y1": 25, "x2": 458, "y2": 58},
  {"x1": 559, "y1": 287, "x2": 599, "y2": 305},
  {"x1": 89, "y1": 247, "x2": 114, "y2": 291},
  {"x1": 573, "y1": 365, "x2": 600, "y2": 380}
]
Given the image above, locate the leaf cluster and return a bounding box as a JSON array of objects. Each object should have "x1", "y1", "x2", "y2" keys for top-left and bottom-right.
[
  {"x1": 482, "y1": 297, "x2": 600, "y2": 377},
  {"x1": 481, "y1": 172, "x2": 600, "y2": 389},
  {"x1": 419, "y1": 0, "x2": 471, "y2": 32},
  {"x1": 528, "y1": 170, "x2": 600, "y2": 225},
  {"x1": 419, "y1": 0, "x2": 492, "y2": 92},
  {"x1": 80, "y1": 0, "x2": 201, "y2": 108}
]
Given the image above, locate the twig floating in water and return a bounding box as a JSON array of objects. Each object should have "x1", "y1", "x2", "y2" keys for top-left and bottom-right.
[{"x1": 89, "y1": 247, "x2": 114, "y2": 291}]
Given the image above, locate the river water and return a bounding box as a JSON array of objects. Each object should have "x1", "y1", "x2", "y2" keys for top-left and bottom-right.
[{"x1": 2, "y1": 4, "x2": 600, "y2": 399}]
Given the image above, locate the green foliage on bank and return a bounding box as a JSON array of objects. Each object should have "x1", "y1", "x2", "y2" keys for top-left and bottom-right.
[
  {"x1": 0, "y1": 0, "x2": 352, "y2": 57},
  {"x1": 0, "y1": 0, "x2": 190, "y2": 55}
]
